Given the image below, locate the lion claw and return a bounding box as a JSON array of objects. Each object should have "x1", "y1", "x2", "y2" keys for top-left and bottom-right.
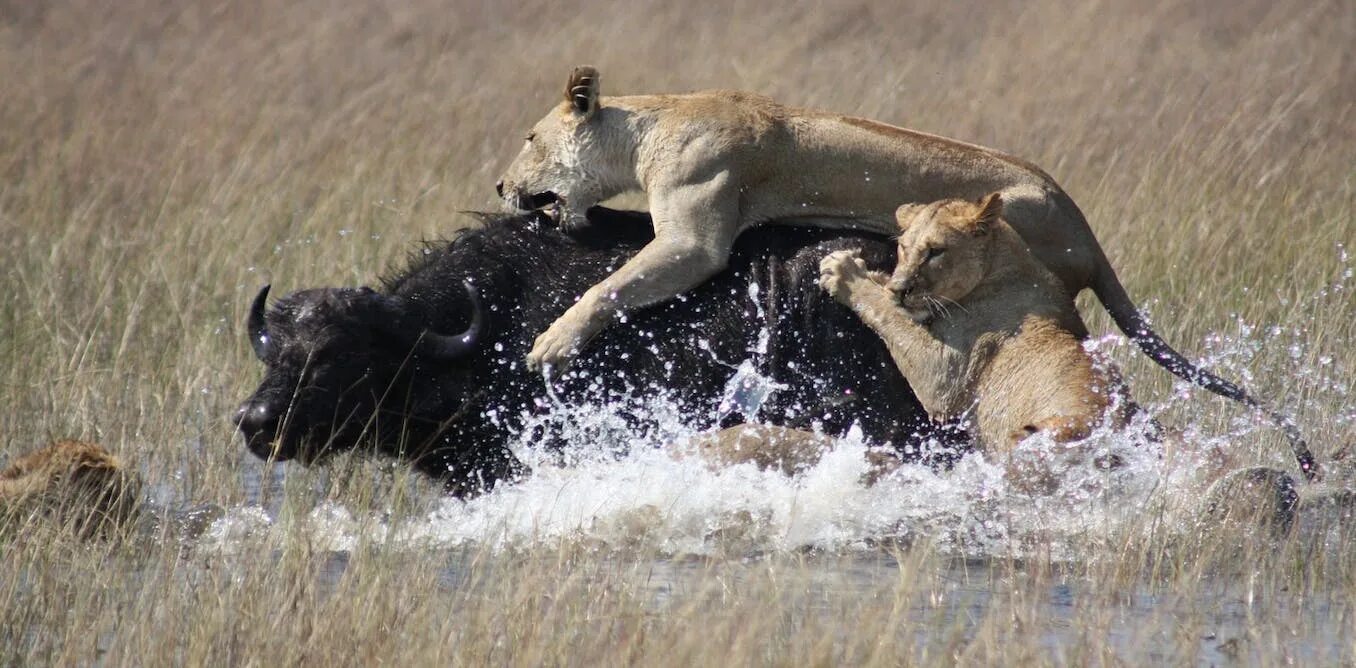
[
  {"x1": 819, "y1": 249, "x2": 867, "y2": 301},
  {"x1": 527, "y1": 320, "x2": 586, "y2": 373}
]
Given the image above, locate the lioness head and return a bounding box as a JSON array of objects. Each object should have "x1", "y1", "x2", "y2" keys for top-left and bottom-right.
[
  {"x1": 888, "y1": 193, "x2": 1003, "y2": 322},
  {"x1": 497, "y1": 66, "x2": 631, "y2": 230}
]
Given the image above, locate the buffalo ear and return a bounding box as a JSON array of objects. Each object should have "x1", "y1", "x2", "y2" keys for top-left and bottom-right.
[
  {"x1": 564, "y1": 66, "x2": 600, "y2": 118},
  {"x1": 973, "y1": 193, "x2": 1003, "y2": 236}
]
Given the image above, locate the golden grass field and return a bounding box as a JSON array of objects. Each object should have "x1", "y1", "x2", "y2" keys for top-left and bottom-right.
[{"x1": 2, "y1": 0, "x2": 1354, "y2": 664}]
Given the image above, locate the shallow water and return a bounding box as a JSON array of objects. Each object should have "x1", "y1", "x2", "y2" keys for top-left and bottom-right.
[
  {"x1": 207, "y1": 395, "x2": 1172, "y2": 559},
  {"x1": 197, "y1": 243, "x2": 1354, "y2": 562},
  {"x1": 181, "y1": 543, "x2": 1353, "y2": 665},
  {"x1": 196, "y1": 246, "x2": 1356, "y2": 558},
  {"x1": 179, "y1": 251, "x2": 1355, "y2": 663}
]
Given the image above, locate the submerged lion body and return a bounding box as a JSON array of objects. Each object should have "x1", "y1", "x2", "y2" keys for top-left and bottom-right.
[{"x1": 1, "y1": 439, "x2": 142, "y2": 536}]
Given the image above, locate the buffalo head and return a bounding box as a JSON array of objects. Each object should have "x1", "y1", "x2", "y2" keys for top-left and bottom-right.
[{"x1": 233, "y1": 282, "x2": 484, "y2": 465}]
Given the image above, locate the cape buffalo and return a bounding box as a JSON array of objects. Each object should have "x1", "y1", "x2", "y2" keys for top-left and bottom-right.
[{"x1": 234, "y1": 207, "x2": 963, "y2": 496}]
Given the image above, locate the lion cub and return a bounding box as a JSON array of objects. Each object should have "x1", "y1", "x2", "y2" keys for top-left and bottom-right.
[{"x1": 819, "y1": 193, "x2": 1136, "y2": 455}]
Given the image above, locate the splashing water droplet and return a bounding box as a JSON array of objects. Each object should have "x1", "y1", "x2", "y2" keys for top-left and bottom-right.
[{"x1": 717, "y1": 359, "x2": 785, "y2": 421}]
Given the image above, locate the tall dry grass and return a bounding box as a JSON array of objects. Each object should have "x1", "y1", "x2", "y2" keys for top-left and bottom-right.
[{"x1": 1, "y1": 0, "x2": 1353, "y2": 664}]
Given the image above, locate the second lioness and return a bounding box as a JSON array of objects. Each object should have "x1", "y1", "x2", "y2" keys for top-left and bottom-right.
[{"x1": 818, "y1": 194, "x2": 1137, "y2": 453}]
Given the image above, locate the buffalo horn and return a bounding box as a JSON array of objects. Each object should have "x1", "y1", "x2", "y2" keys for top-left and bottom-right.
[
  {"x1": 415, "y1": 281, "x2": 485, "y2": 360},
  {"x1": 247, "y1": 284, "x2": 272, "y2": 360}
]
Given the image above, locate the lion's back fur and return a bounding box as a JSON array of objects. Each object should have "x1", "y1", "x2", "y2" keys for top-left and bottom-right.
[{"x1": 1, "y1": 439, "x2": 142, "y2": 536}]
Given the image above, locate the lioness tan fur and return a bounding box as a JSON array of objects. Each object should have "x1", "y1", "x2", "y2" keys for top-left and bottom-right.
[
  {"x1": 499, "y1": 67, "x2": 1100, "y2": 370},
  {"x1": 819, "y1": 194, "x2": 1136, "y2": 454},
  {"x1": 490, "y1": 66, "x2": 1312, "y2": 474},
  {"x1": 671, "y1": 424, "x2": 902, "y2": 485},
  {"x1": 1, "y1": 439, "x2": 142, "y2": 536},
  {"x1": 496, "y1": 66, "x2": 1314, "y2": 480}
]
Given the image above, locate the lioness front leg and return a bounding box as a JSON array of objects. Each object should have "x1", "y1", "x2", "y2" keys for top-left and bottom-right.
[
  {"x1": 819, "y1": 250, "x2": 966, "y2": 418},
  {"x1": 527, "y1": 174, "x2": 740, "y2": 371}
]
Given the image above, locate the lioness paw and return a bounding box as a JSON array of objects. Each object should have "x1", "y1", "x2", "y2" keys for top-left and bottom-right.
[
  {"x1": 527, "y1": 312, "x2": 595, "y2": 373},
  {"x1": 528, "y1": 330, "x2": 577, "y2": 373},
  {"x1": 818, "y1": 250, "x2": 868, "y2": 301}
]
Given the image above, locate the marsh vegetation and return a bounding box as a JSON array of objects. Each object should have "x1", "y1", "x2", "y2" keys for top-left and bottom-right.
[{"x1": 1, "y1": 0, "x2": 1353, "y2": 664}]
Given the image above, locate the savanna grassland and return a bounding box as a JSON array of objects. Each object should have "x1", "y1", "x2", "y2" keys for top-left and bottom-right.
[{"x1": 1, "y1": 0, "x2": 1353, "y2": 665}]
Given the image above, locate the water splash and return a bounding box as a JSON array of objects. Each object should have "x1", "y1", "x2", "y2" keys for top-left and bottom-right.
[
  {"x1": 201, "y1": 389, "x2": 1182, "y2": 561},
  {"x1": 199, "y1": 245, "x2": 1355, "y2": 559},
  {"x1": 716, "y1": 359, "x2": 786, "y2": 422},
  {"x1": 205, "y1": 385, "x2": 1341, "y2": 562}
]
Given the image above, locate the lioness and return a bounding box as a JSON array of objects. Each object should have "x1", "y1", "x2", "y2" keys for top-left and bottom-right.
[
  {"x1": 1, "y1": 439, "x2": 142, "y2": 536},
  {"x1": 496, "y1": 66, "x2": 1313, "y2": 478},
  {"x1": 819, "y1": 193, "x2": 1138, "y2": 454}
]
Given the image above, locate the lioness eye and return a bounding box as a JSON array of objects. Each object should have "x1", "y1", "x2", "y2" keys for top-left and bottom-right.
[
  {"x1": 926, "y1": 247, "x2": 946, "y2": 262},
  {"x1": 525, "y1": 131, "x2": 536, "y2": 142}
]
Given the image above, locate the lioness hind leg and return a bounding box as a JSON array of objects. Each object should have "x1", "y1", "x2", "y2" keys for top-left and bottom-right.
[
  {"x1": 1197, "y1": 466, "x2": 1299, "y2": 539},
  {"x1": 994, "y1": 184, "x2": 1100, "y2": 297}
]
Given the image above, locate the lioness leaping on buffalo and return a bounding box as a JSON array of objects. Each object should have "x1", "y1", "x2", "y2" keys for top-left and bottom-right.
[
  {"x1": 496, "y1": 66, "x2": 1315, "y2": 479},
  {"x1": 818, "y1": 193, "x2": 1137, "y2": 455}
]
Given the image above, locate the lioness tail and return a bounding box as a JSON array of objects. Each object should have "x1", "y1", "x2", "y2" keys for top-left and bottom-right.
[{"x1": 1092, "y1": 265, "x2": 1319, "y2": 481}]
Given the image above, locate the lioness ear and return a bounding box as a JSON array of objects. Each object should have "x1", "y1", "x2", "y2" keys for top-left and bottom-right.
[
  {"x1": 564, "y1": 66, "x2": 600, "y2": 118},
  {"x1": 894, "y1": 203, "x2": 925, "y2": 231},
  {"x1": 973, "y1": 193, "x2": 1003, "y2": 235}
]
